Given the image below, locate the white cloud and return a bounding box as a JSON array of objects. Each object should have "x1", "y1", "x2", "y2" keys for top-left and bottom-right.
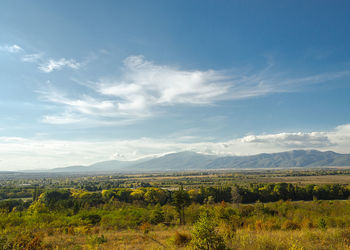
[
  {"x1": 39, "y1": 58, "x2": 80, "y2": 72},
  {"x1": 39, "y1": 55, "x2": 231, "y2": 123},
  {"x1": 39, "y1": 89, "x2": 150, "y2": 122},
  {"x1": 0, "y1": 43, "x2": 82, "y2": 73},
  {"x1": 100, "y1": 55, "x2": 230, "y2": 104},
  {"x1": 1, "y1": 123, "x2": 350, "y2": 170},
  {"x1": 240, "y1": 132, "x2": 333, "y2": 148},
  {"x1": 94, "y1": 55, "x2": 231, "y2": 118},
  {"x1": 39, "y1": 55, "x2": 350, "y2": 125},
  {"x1": 0, "y1": 44, "x2": 23, "y2": 53},
  {"x1": 21, "y1": 53, "x2": 42, "y2": 62},
  {"x1": 42, "y1": 113, "x2": 81, "y2": 125}
]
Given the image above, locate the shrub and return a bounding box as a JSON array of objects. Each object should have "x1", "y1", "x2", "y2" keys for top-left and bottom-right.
[
  {"x1": 281, "y1": 220, "x2": 301, "y2": 230},
  {"x1": 88, "y1": 235, "x2": 107, "y2": 247},
  {"x1": 25, "y1": 234, "x2": 43, "y2": 250},
  {"x1": 173, "y1": 231, "x2": 191, "y2": 246},
  {"x1": 318, "y1": 218, "x2": 327, "y2": 229},
  {"x1": 301, "y1": 218, "x2": 313, "y2": 229},
  {"x1": 10, "y1": 232, "x2": 43, "y2": 250},
  {"x1": 0, "y1": 235, "x2": 11, "y2": 249},
  {"x1": 149, "y1": 204, "x2": 165, "y2": 224},
  {"x1": 255, "y1": 220, "x2": 264, "y2": 231},
  {"x1": 217, "y1": 222, "x2": 236, "y2": 242},
  {"x1": 341, "y1": 228, "x2": 350, "y2": 247},
  {"x1": 81, "y1": 214, "x2": 101, "y2": 225},
  {"x1": 191, "y1": 214, "x2": 226, "y2": 249},
  {"x1": 140, "y1": 222, "x2": 151, "y2": 234},
  {"x1": 263, "y1": 218, "x2": 280, "y2": 230},
  {"x1": 239, "y1": 205, "x2": 255, "y2": 217}
]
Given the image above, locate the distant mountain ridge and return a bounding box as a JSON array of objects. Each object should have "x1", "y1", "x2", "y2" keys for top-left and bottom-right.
[
  {"x1": 50, "y1": 157, "x2": 152, "y2": 172},
  {"x1": 49, "y1": 150, "x2": 350, "y2": 173},
  {"x1": 205, "y1": 150, "x2": 350, "y2": 169}
]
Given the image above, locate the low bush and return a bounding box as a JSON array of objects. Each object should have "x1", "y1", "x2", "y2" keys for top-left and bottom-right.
[
  {"x1": 281, "y1": 220, "x2": 301, "y2": 230},
  {"x1": 173, "y1": 231, "x2": 191, "y2": 246}
]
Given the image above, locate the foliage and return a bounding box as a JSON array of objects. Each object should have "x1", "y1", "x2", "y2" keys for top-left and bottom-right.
[
  {"x1": 318, "y1": 218, "x2": 327, "y2": 229},
  {"x1": 88, "y1": 234, "x2": 107, "y2": 247},
  {"x1": 191, "y1": 213, "x2": 226, "y2": 250},
  {"x1": 173, "y1": 231, "x2": 191, "y2": 246},
  {"x1": 2, "y1": 170, "x2": 350, "y2": 248},
  {"x1": 149, "y1": 204, "x2": 165, "y2": 224},
  {"x1": 81, "y1": 213, "x2": 101, "y2": 225},
  {"x1": 173, "y1": 185, "x2": 190, "y2": 224},
  {"x1": 39, "y1": 189, "x2": 73, "y2": 210},
  {"x1": 281, "y1": 220, "x2": 301, "y2": 230},
  {"x1": 144, "y1": 188, "x2": 168, "y2": 205}
]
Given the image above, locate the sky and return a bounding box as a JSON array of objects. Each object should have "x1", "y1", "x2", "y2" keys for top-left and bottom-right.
[{"x1": 1, "y1": 1, "x2": 350, "y2": 170}]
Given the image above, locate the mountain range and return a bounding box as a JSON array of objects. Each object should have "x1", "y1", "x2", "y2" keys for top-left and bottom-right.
[{"x1": 49, "y1": 150, "x2": 350, "y2": 173}]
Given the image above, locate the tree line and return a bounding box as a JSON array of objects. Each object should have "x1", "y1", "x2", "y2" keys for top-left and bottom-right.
[{"x1": 1, "y1": 183, "x2": 350, "y2": 214}]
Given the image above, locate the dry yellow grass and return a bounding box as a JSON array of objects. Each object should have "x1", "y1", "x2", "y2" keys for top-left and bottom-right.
[
  {"x1": 40, "y1": 226, "x2": 350, "y2": 250},
  {"x1": 42, "y1": 227, "x2": 189, "y2": 249},
  {"x1": 231, "y1": 228, "x2": 350, "y2": 249}
]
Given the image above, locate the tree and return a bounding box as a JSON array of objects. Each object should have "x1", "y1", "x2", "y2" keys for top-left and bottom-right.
[
  {"x1": 32, "y1": 187, "x2": 41, "y2": 202},
  {"x1": 39, "y1": 189, "x2": 72, "y2": 210},
  {"x1": 130, "y1": 189, "x2": 145, "y2": 201},
  {"x1": 149, "y1": 204, "x2": 165, "y2": 224},
  {"x1": 78, "y1": 192, "x2": 103, "y2": 207},
  {"x1": 191, "y1": 213, "x2": 226, "y2": 250},
  {"x1": 173, "y1": 185, "x2": 190, "y2": 225},
  {"x1": 231, "y1": 186, "x2": 242, "y2": 207},
  {"x1": 144, "y1": 188, "x2": 167, "y2": 205}
]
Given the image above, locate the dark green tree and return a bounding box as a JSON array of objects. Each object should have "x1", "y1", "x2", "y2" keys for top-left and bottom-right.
[
  {"x1": 149, "y1": 204, "x2": 165, "y2": 224},
  {"x1": 40, "y1": 189, "x2": 72, "y2": 210},
  {"x1": 173, "y1": 185, "x2": 190, "y2": 225}
]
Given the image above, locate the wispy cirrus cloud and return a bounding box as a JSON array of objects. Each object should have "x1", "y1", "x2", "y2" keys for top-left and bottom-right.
[
  {"x1": 39, "y1": 55, "x2": 231, "y2": 123},
  {"x1": 21, "y1": 53, "x2": 42, "y2": 62},
  {"x1": 42, "y1": 112, "x2": 81, "y2": 125},
  {"x1": 98, "y1": 55, "x2": 231, "y2": 105},
  {"x1": 39, "y1": 55, "x2": 350, "y2": 125},
  {"x1": 38, "y1": 58, "x2": 81, "y2": 72},
  {"x1": 38, "y1": 89, "x2": 149, "y2": 120},
  {"x1": 1, "y1": 123, "x2": 350, "y2": 170},
  {"x1": 0, "y1": 44, "x2": 23, "y2": 53},
  {"x1": 1, "y1": 43, "x2": 81, "y2": 72}
]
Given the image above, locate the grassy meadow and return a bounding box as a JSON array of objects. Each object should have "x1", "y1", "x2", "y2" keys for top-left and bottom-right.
[{"x1": 2, "y1": 169, "x2": 350, "y2": 249}]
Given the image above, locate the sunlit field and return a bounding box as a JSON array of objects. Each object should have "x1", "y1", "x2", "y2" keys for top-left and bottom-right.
[{"x1": 2, "y1": 170, "x2": 350, "y2": 249}]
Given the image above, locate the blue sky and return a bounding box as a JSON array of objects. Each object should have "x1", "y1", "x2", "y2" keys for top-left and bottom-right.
[{"x1": 1, "y1": 1, "x2": 350, "y2": 170}]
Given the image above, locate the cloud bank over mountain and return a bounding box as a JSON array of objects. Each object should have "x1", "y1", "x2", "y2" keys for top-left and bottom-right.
[{"x1": 1, "y1": 123, "x2": 350, "y2": 170}]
